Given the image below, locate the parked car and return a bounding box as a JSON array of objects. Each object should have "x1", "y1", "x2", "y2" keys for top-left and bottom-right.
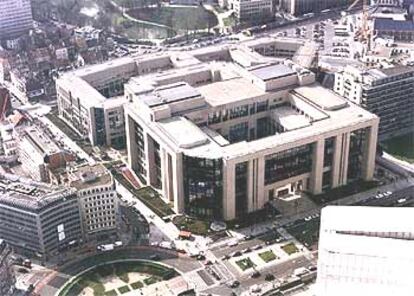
[{"x1": 251, "y1": 271, "x2": 261, "y2": 278}]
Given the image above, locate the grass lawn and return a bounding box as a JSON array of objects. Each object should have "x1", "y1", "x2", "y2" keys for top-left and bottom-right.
[
  {"x1": 130, "y1": 281, "x2": 144, "y2": 289},
  {"x1": 143, "y1": 276, "x2": 159, "y2": 285},
  {"x1": 235, "y1": 258, "x2": 256, "y2": 271},
  {"x1": 281, "y1": 243, "x2": 299, "y2": 255},
  {"x1": 258, "y1": 250, "x2": 277, "y2": 263},
  {"x1": 129, "y1": 6, "x2": 218, "y2": 31},
  {"x1": 118, "y1": 285, "x2": 131, "y2": 294},
  {"x1": 111, "y1": 168, "x2": 174, "y2": 218},
  {"x1": 172, "y1": 215, "x2": 210, "y2": 235},
  {"x1": 285, "y1": 218, "x2": 320, "y2": 250},
  {"x1": 223, "y1": 15, "x2": 237, "y2": 27},
  {"x1": 105, "y1": 290, "x2": 118, "y2": 296},
  {"x1": 382, "y1": 133, "x2": 414, "y2": 163}
]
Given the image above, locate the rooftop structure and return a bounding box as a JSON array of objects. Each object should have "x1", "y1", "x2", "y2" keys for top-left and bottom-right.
[
  {"x1": 0, "y1": 173, "x2": 83, "y2": 256},
  {"x1": 56, "y1": 37, "x2": 318, "y2": 148},
  {"x1": 317, "y1": 206, "x2": 414, "y2": 296},
  {"x1": 124, "y1": 52, "x2": 379, "y2": 221}
]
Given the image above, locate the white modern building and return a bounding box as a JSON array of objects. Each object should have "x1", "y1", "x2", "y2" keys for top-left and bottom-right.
[
  {"x1": 56, "y1": 37, "x2": 318, "y2": 148},
  {"x1": 0, "y1": 0, "x2": 33, "y2": 39},
  {"x1": 227, "y1": 0, "x2": 273, "y2": 21},
  {"x1": 317, "y1": 206, "x2": 414, "y2": 296},
  {"x1": 334, "y1": 65, "x2": 414, "y2": 139},
  {"x1": 124, "y1": 48, "x2": 378, "y2": 221}
]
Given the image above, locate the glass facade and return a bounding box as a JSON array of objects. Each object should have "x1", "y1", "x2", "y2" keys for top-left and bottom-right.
[
  {"x1": 228, "y1": 122, "x2": 249, "y2": 143},
  {"x1": 324, "y1": 137, "x2": 335, "y2": 167},
  {"x1": 153, "y1": 140, "x2": 162, "y2": 189},
  {"x1": 265, "y1": 144, "x2": 313, "y2": 185},
  {"x1": 94, "y1": 107, "x2": 106, "y2": 146},
  {"x1": 133, "y1": 119, "x2": 147, "y2": 185},
  {"x1": 348, "y1": 128, "x2": 367, "y2": 181},
  {"x1": 183, "y1": 156, "x2": 223, "y2": 219},
  {"x1": 235, "y1": 162, "x2": 248, "y2": 218}
]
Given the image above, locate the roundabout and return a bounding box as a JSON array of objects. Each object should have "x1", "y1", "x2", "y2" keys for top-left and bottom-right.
[
  {"x1": 58, "y1": 260, "x2": 179, "y2": 296},
  {"x1": 34, "y1": 246, "x2": 199, "y2": 296}
]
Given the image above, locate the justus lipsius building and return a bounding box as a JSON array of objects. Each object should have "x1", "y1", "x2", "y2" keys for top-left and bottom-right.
[{"x1": 124, "y1": 48, "x2": 379, "y2": 221}]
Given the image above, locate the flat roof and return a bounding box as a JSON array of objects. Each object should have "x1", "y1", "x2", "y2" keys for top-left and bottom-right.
[
  {"x1": 250, "y1": 63, "x2": 297, "y2": 81},
  {"x1": 272, "y1": 107, "x2": 311, "y2": 131},
  {"x1": 321, "y1": 206, "x2": 414, "y2": 233},
  {"x1": 292, "y1": 84, "x2": 349, "y2": 111},
  {"x1": 158, "y1": 117, "x2": 209, "y2": 149},
  {"x1": 141, "y1": 82, "x2": 202, "y2": 107},
  {"x1": 69, "y1": 164, "x2": 113, "y2": 190},
  {"x1": 198, "y1": 77, "x2": 265, "y2": 107}
]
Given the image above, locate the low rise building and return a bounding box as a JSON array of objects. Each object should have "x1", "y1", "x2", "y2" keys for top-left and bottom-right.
[
  {"x1": 317, "y1": 206, "x2": 414, "y2": 296},
  {"x1": 0, "y1": 174, "x2": 83, "y2": 258},
  {"x1": 334, "y1": 64, "x2": 414, "y2": 139},
  {"x1": 0, "y1": 239, "x2": 15, "y2": 296},
  {"x1": 17, "y1": 125, "x2": 72, "y2": 182},
  {"x1": 60, "y1": 164, "x2": 118, "y2": 240}
]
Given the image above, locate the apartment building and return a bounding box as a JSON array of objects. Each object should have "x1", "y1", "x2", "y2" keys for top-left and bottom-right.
[
  {"x1": 0, "y1": 175, "x2": 83, "y2": 258},
  {"x1": 317, "y1": 206, "x2": 414, "y2": 296},
  {"x1": 56, "y1": 38, "x2": 317, "y2": 148},
  {"x1": 0, "y1": 0, "x2": 33, "y2": 39},
  {"x1": 124, "y1": 52, "x2": 378, "y2": 221},
  {"x1": 228, "y1": 0, "x2": 274, "y2": 21},
  {"x1": 334, "y1": 65, "x2": 414, "y2": 139},
  {"x1": 280, "y1": 0, "x2": 348, "y2": 16},
  {"x1": 62, "y1": 164, "x2": 118, "y2": 240},
  {"x1": 0, "y1": 240, "x2": 15, "y2": 296}
]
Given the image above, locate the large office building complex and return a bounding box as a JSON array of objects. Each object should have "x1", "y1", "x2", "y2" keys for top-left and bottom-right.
[
  {"x1": 226, "y1": 0, "x2": 273, "y2": 21},
  {"x1": 0, "y1": 0, "x2": 33, "y2": 39},
  {"x1": 56, "y1": 37, "x2": 317, "y2": 148},
  {"x1": 0, "y1": 174, "x2": 83, "y2": 258},
  {"x1": 123, "y1": 47, "x2": 378, "y2": 221},
  {"x1": 334, "y1": 65, "x2": 414, "y2": 139},
  {"x1": 317, "y1": 206, "x2": 414, "y2": 296}
]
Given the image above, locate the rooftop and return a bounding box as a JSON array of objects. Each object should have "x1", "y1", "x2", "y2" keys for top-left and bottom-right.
[
  {"x1": 67, "y1": 164, "x2": 113, "y2": 190},
  {"x1": 0, "y1": 173, "x2": 76, "y2": 211},
  {"x1": 198, "y1": 77, "x2": 265, "y2": 107},
  {"x1": 250, "y1": 63, "x2": 297, "y2": 81}
]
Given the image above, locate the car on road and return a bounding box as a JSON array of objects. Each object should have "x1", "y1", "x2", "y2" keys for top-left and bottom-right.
[
  {"x1": 230, "y1": 251, "x2": 242, "y2": 257},
  {"x1": 397, "y1": 198, "x2": 407, "y2": 204},
  {"x1": 221, "y1": 254, "x2": 230, "y2": 260},
  {"x1": 253, "y1": 244, "x2": 263, "y2": 250},
  {"x1": 375, "y1": 193, "x2": 385, "y2": 199},
  {"x1": 227, "y1": 240, "x2": 239, "y2": 247},
  {"x1": 265, "y1": 273, "x2": 275, "y2": 281},
  {"x1": 197, "y1": 254, "x2": 206, "y2": 260},
  {"x1": 228, "y1": 280, "x2": 240, "y2": 288},
  {"x1": 150, "y1": 254, "x2": 160, "y2": 261},
  {"x1": 384, "y1": 191, "x2": 392, "y2": 196},
  {"x1": 250, "y1": 271, "x2": 261, "y2": 278},
  {"x1": 242, "y1": 248, "x2": 252, "y2": 254}
]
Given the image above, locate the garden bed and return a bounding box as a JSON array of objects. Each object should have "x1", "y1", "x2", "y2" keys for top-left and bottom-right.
[
  {"x1": 235, "y1": 258, "x2": 256, "y2": 271},
  {"x1": 258, "y1": 250, "x2": 277, "y2": 263},
  {"x1": 281, "y1": 243, "x2": 299, "y2": 255}
]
